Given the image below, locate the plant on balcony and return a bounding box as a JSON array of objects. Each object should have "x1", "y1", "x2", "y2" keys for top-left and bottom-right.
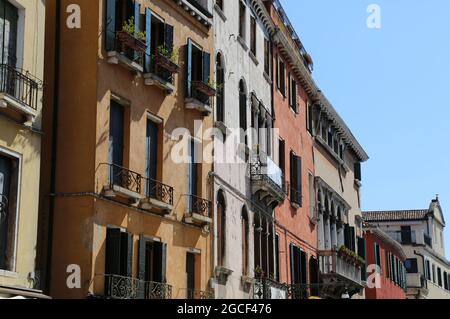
[
  {"x1": 155, "y1": 45, "x2": 181, "y2": 74},
  {"x1": 117, "y1": 17, "x2": 147, "y2": 52},
  {"x1": 192, "y1": 79, "x2": 218, "y2": 97},
  {"x1": 338, "y1": 246, "x2": 365, "y2": 267},
  {"x1": 254, "y1": 266, "x2": 265, "y2": 279}
]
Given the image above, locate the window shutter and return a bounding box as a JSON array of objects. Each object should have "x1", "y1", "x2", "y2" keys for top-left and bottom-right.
[
  {"x1": 289, "y1": 244, "x2": 295, "y2": 284},
  {"x1": 145, "y1": 8, "x2": 152, "y2": 73},
  {"x1": 162, "y1": 243, "x2": 167, "y2": 283},
  {"x1": 137, "y1": 235, "x2": 148, "y2": 299},
  {"x1": 296, "y1": 156, "x2": 302, "y2": 206},
  {"x1": 120, "y1": 232, "x2": 133, "y2": 277},
  {"x1": 350, "y1": 227, "x2": 356, "y2": 252},
  {"x1": 202, "y1": 51, "x2": 211, "y2": 84},
  {"x1": 290, "y1": 152, "x2": 295, "y2": 201},
  {"x1": 153, "y1": 241, "x2": 165, "y2": 283},
  {"x1": 354, "y1": 162, "x2": 362, "y2": 181},
  {"x1": 133, "y1": 1, "x2": 141, "y2": 61},
  {"x1": 105, "y1": 228, "x2": 122, "y2": 276},
  {"x1": 288, "y1": 73, "x2": 292, "y2": 106},
  {"x1": 186, "y1": 39, "x2": 193, "y2": 97},
  {"x1": 105, "y1": 0, "x2": 117, "y2": 51},
  {"x1": 357, "y1": 237, "x2": 366, "y2": 259},
  {"x1": 164, "y1": 23, "x2": 174, "y2": 55},
  {"x1": 300, "y1": 250, "x2": 307, "y2": 285},
  {"x1": 344, "y1": 224, "x2": 351, "y2": 249},
  {"x1": 292, "y1": 80, "x2": 297, "y2": 112}
]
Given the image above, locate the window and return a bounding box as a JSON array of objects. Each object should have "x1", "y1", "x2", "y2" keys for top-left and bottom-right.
[
  {"x1": 186, "y1": 252, "x2": 199, "y2": 298},
  {"x1": 109, "y1": 100, "x2": 125, "y2": 185},
  {"x1": 405, "y1": 258, "x2": 418, "y2": 273},
  {"x1": 374, "y1": 243, "x2": 381, "y2": 270},
  {"x1": 306, "y1": 102, "x2": 313, "y2": 134},
  {"x1": 385, "y1": 252, "x2": 390, "y2": 278},
  {"x1": 277, "y1": 57, "x2": 286, "y2": 96},
  {"x1": 0, "y1": 0, "x2": 19, "y2": 67},
  {"x1": 146, "y1": 119, "x2": 159, "y2": 197},
  {"x1": 239, "y1": 1, "x2": 246, "y2": 39},
  {"x1": 239, "y1": 80, "x2": 247, "y2": 146},
  {"x1": 188, "y1": 138, "x2": 200, "y2": 211},
  {"x1": 445, "y1": 271, "x2": 449, "y2": 291},
  {"x1": 327, "y1": 127, "x2": 333, "y2": 148},
  {"x1": 308, "y1": 173, "x2": 315, "y2": 220},
  {"x1": 425, "y1": 259, "x2": 431, "y2": 280},
  {"x1": 105, "y1": 228, "x2": 133, "y2": 296},
  {"x1": 137, "y1": 235, "x2": 167, "y2": 298},
  {"x1": 354, "y1": 162, "x2": 362, "y2": 182},
  {"x1": 279, "y1": 139, "x2": 285, "y2": 176},
  {"x1": 438, "y1": 267, "x2": 443, "y2": 287},
  {"x1": 344, "y1": 224, "x2": 356, "y2": 252},
  {"x1": 290, "y1": 152, "x2": 302, "y2": 207},
  {"x1": 250, "y1": 16, "x2": 256, "y2": 56},
  {"x1": 401, "y1": 226, "x2": 412, "y2": 245},
  {"x1": 288, "y1": 74, "x2": 297, "y2": 112},
  {"x1": 275, "y1": 234, "x2": 280, "y2": 282},
  {"x1": 242, "y1": 207, "x2": 249, "y2": 276},
  {"x1": 290, "y1": 244, "x2": 307, "y2": 297},
  {"x1": 186, "y1": 39, "x2": 211, "y2": 105},
  {"x1": 0, "y1": 151, "x2": 19, "y2": 272},
  {"x1": 432, "y1": 264, "x2": 436, "y2": 283},
  {"x1": 217, "y1": 191, "x2": 226, "y2": 267},
  {"x1": 216, "y1": 53, "x2": 225, "y2": 122},
  {"x1": 264, "y1": 38, "x2": 271, "y2": 76},
  {"x1": 215, "y1": 0, "x2": 223, "y2": 10}
]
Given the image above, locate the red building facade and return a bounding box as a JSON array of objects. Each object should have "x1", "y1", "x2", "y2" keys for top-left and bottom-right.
[
  {"x1": 264, "y1": 0, "x2": 318, "y2": 297},
  {"x1": 364, "y1": 225, "x2": 407, "y2": 299}
]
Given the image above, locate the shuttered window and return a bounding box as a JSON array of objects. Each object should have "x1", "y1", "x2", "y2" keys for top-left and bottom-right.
[
  {"x1": 290, "y1": 153, "x2": 302, "y2": 207},
  {"x1": 0, "y1": 0, "x2": 18, "y2": 66},
  {"x1": 105, "y1": 227, "x2": 133, "y2": 278},
  {"x1": 186, "y1": 39, "x2": 211, "y2": 105},
  {"x1": 288, "y1": 74, "x2": 297, "y2": 112}
]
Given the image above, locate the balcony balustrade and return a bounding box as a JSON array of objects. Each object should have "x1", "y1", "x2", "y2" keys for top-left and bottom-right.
[
  {"x1": 103, "y1": 274, "x2": 172, "y2": 299},
  {"x1": 106, "y1": 30, "x2": 146, "y2": 73},
  {"x1": 185, "y1": 195, "x2": 212, "y2": 226},
  {"x1": 140, "y1": 177, "x2": 175, "y2": 214},
  {"x1": 387, "y1": 230, "x2": 432, "y2": 248},
  {"x1": 0, "y1": 64, "x2": 40, "y2": 125},
  {"x1": 180, "y1": 289, "x2": 214, "y2": 300},
  {"x1": 253, "y1": 277, "x2": 288, "y2": 299}
]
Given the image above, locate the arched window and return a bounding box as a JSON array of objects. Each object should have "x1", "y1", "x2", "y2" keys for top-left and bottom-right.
[
  {"x1": 216, "y1": 53, "x2": 225, "y2": 122},
  {"x1": 217, "y1": 191, "x2": 226, "y2": 267},
  {"x1": 239, "y1": 80, "x2": 247, "y2": 145},
  {"x1": 241, "y1": 207, "x2": 249, "y2": 276}
]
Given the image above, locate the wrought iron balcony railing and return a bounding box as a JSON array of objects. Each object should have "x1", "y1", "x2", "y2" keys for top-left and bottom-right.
[
  {"x1": 286, "y1": 283, "x2": 323, "y2": 299},
  {"x1": 250, "y1": 161, "x2": 288, "y2": 196},
  {"x1": 183, "y1": 289, "x2": 214, "y2": 299},
  {"x1": 188, "y1": 195, "x2": 212, "y2": 218},
  {"x1": 253, "y1": 277, "x2": 288, "y2": 299},
  {"x1": 107, "y1": 30, "x2": 147, "y2": 67},
  {"x1": 104, "y1": 163, "x2": 142, "y2": 195},
  {"x1": 0, "y1": 63, "x2": 40, "y2": 110},
  {"x1": 145, "y1": 177, "x2": 174, "y2": 207},
  {"x1": 104, "y1": 275, "x2": 172, "y2": 299}
]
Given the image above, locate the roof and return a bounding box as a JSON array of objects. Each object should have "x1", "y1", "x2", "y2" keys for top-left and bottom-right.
[{"x1": 362, "y1": 209, "x2": 430, "y2": 222}]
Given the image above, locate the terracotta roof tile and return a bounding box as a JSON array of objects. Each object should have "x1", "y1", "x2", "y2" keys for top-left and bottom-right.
[{"x1": 362, "y1": 209, "x2": 429, "y2": 222}]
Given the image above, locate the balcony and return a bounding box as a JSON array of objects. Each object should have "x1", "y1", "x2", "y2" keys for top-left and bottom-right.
[
  {"x1": 318, "y1": 249, "x2": 364, "y2": 298},
  {"x1": 185, "y1": 81, "x2": 215, "y2": 115},
  {"x1": 139, "y1": 177, "x2": 174, "y2": 214},
  {"x1": 184, "y1": 195, "x2": 212, "y2": 227},
  {"x1": 103, "y1": 275, "x2": 172, "y2": 299},
  {"x1": 101, "y1": 163, "x2": 144, "y2": 202},
  {"x1": 107, "y1": 31, "x2": 146, "y2": 74},
  {"x1": 286, "y1": 284, "x2": 322, "y2": 300},
  {"x1": 179, "y1": 289, "x2": 214, "y2": 300},
  {"x1": 253, "y1": 277, "x2": 288, "y2": 299},
  {"x1": 0, "y1": 64, "x2": 40, "y2": 126},
  {"x1": 250, "y1": 152, "x2": 287, "y2": 209},
  {"x1": 144, "y1": 52, "x2": 180, "y2": 95}
]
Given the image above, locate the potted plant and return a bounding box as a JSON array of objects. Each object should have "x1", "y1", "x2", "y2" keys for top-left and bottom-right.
[
  {"x1": 155, "y1": 45, "x2": 180, "y2": 74},
  {"x1": 254, "y1": 266, "x2": 265, "y2": 279},
  {"x1": 116, "y1": 17, "x2": 147, "y2": 53}
]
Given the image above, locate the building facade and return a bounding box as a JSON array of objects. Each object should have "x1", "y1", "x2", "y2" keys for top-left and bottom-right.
[
  {"x1": 39, "y1": 0, "x2": 215, "y2": 299},
  {"x1": 263, "y1": 0, "x2": 318, "y2": 299},
  {"x1": 363, "y1": 197, "x2": 450, "y2": 299},
  {"x1": 364, "y1": 225, "x2": 407, "y2": 299},
  {"x1": 212, "y1": 0, "x2": 285, "y2": 299},
  {"x1": 0, "y1": 0, "x2": 46, "y2": 298}
]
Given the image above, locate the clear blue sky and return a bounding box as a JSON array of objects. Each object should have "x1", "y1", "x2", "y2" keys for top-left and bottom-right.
[{"x1": 281, "y1": 0, "x2": 450, "y2": 257}]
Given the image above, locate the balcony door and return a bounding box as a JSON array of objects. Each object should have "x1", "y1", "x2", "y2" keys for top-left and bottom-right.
[
  {"x1": 109, "y1": 101, "x2": 124, "y2": 186},
  {"x1": 146, "y1": 120, "x2": 158, "y2": 198},
  {"x1": 186, "y1": 252, "x2": 196, "y2": 298},
  {"x1": 188, "y1": 139, "x2": 199, "y2": 211},
  {"x1": 0, "y1": 154, "x2": 11, "y2": 270},
  {"x1": 0, "y1": 0, "x2": 18, "y2": 67}
]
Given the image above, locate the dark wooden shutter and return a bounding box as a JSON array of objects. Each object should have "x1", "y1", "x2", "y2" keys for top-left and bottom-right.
[
  {"x1": 202, "y1": 51, "x2": 211, "y2": 84},
  {"x1": 289, "y1": 244, "x2": 296, "y2": 284},
  {"x1": 350, "y1": 227, "x2": 356, "y2": 252},
  {"x1": 288, "y1": 73, "x2": 292, "y2": 106},
  {"x1": 300, "y1": 250, "x2": 307, "y2": 285},
  {"x1": 145, "y1": 8, "x2": 152, "y2": 73},
  {"x1": 153, "y1": 241, "x2": 165, "y2": 283},
  {"x1": 105, "y1": 0, "x2": 117, "y2": 51},
  {"x1": 344, "y1": 224, "x2": 351, "y2": 249},
  {"x1": 290, "y1": 152, "x2": 295, "y2": 201},
  {"x1": 120, "y1": 232, "x2": 133, "y2": 277},
  {"x1": 164, "y1": 23, "x2": 174, "y2": 55},
  {"x1": 133, "y1": 1, "x2": 141, "y2": 61},
  {"x1": 105, "y1": 228, "x2": 121, "y2": 275},
  {"x1": 137, "y1": 235, "x2": 148, "y2": 299},
  {"x1": 186, "y1": 39, "x2": 193, "y2": 97},
  {"x1": 292, "y1": 80, "x2": 297, "y2": 112},
  {"x1": 357, "y1": 237, "x2": 366, "y2": 259},
  {"x1": 296, "y1": 156, "x2": 302, "y2": 206}
]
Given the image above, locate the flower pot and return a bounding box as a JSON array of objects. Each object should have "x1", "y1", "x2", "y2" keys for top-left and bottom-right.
[
  {"x1": 117, "y1": 31, "x2": 147, "y2": 53},
  {"x1": 193, "y1": 80, "x2": 217, "y2": 97},
  {"x1": 155, "y1": 52, "x2": 180, "y2": 74}
]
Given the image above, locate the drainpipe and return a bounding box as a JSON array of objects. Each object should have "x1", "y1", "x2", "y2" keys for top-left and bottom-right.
[
  {"x1": 45, "y1": 0, "x2": 62, "y2": 294},
  {"x1": 413, "y1": 250, "x2": 427, "y2": 298}
]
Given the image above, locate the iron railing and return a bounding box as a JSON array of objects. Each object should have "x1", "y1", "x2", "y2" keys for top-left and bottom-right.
[
  {"x1": 318, "y1": 250, "x2": 363, "y2": 286},
  {"x1": 145, "y1": 177, "x2": 174, "y2": 207},
  {"x1": 188, "y1": 195, "x2": 212, "y2": 218},
  {"x1": 104, "y1": 275, "x2": 172, "y2": 299},
  {"x1": 107, "y1": 30, "x2": 147, "y2": 67},
  {"x1": 104, "y1": 163, "x2": 142, "y2": 194},
  {"x1": 0, "y1": 64, "x2": 39, "y2": 110},
  {"x1": 253, "y1": 277, "x2": 288, "y2": 299},
  {"x1": 183, "y1": 289, "x2": 214, "y2": 300},
  {"x1": 250, "y1": 161, "x2": 288, "y2": 196}
]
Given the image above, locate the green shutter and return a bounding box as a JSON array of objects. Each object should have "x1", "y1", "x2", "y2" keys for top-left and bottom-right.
[
  {"x1": 202, "y1": 51, "x2": 211, "y2": 84},
  {"x1": 145, "y1": 8, "x2": 152, "y2": 73}
]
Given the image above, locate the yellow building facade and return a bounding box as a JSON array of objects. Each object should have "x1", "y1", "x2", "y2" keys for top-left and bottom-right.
[
  {"x1": 0, "y1": 0, "x2": 46, "y2": 298},
  {"x1": 40, "y1": 0, "x2": 214, "y2": 299}
]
